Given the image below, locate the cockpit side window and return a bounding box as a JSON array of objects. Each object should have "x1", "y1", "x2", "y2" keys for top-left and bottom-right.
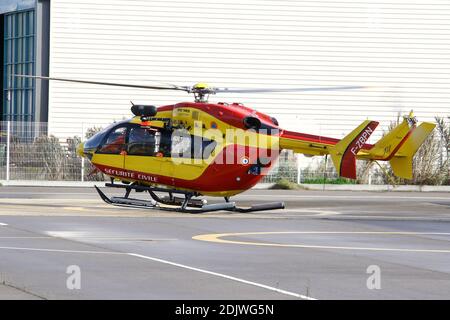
[{"x1": 97, "y1": 126, "x2": 127, "y2": 154}]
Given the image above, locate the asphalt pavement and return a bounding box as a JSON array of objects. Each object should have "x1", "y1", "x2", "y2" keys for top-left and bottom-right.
[{"x1": 0, "y1": 186, "x2": 449, "y2": 299}]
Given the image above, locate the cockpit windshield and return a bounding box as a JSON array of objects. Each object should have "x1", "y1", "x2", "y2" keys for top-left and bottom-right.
[{"x1": 84, "y1": 122, "x2": 126, "y2": 150}]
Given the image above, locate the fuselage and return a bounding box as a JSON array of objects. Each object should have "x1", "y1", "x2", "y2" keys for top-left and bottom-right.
[
  {"x1": 78, "y1": 101, "x2": 387, "y2": 196},
  {"x1": 79, "y1": 102, "x2": 282, "y2": 197}
]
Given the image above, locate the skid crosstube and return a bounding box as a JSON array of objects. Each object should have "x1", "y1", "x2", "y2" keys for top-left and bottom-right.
[
  {"x1": 94, "y1": 183, "x2": 284, "y2": 214},
  {"x1": 231, "y1": 202, "x2": 285, "y2": 213}
]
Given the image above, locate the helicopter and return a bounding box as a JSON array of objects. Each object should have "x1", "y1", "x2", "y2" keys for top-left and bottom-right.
[{"x1": 15, "y1": 75, "x2": 436, "y2": 213}]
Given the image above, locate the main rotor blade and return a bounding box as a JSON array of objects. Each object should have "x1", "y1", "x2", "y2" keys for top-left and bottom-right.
[
  {"x1": 213, "y1": 85, "x2": 367, "y2": 94},
  {"x1": 13, "y1": 74, "x2": 189, "y2": 92}
]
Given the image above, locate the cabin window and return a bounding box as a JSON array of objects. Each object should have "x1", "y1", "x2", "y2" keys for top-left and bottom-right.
[
  {"x1": 96, "y1": 123, "x2": 217, "y2": 159},
  {"x1": 97, "y1": 126, "x2": 127, "y2": 154},
  {"x1": 170, "y1": 131, "x2": 216, "y2": 159},
  {"x1": 158, "y1": 129, "x2": 172, "y2": 157},
  {"x1": 127, "y1": 127, "x2": 158, "y2": 156}
]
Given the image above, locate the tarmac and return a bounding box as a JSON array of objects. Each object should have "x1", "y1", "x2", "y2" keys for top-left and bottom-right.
[{"x1": 0, "y1": 186, "x2": 449, "y2": 300}]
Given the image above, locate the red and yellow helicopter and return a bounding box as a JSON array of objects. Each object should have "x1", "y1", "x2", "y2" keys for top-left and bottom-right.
[{"x1": 17, "y1": 75, "x2": 436, "y2": 213}]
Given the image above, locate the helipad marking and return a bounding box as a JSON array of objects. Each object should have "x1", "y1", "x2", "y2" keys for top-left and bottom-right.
[{"x1": 193, "y1": 231, "x2": 450, "y2": 253}]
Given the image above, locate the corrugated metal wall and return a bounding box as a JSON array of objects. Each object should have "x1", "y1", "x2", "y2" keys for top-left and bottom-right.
[{"x1": 49, "y1": 0, "x2": 450, "y2": 141}]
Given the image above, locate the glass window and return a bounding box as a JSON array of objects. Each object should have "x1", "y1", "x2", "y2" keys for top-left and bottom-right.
[
  {"x1": 3, "y1": 9, "x2": 35, "y2": 122},
  {"x1": 170, "y1": 130, "x2": 216, "y2": 159},
  {"x1": 84, "y1": 130, "x2": 107, "y2": 150},
  {"x1": 171, "y1": 132, "x2": 191, "y2": 155},
  {"x1": 98, "y1": 126, "x2": 127, "y2": 154},
  {"x1": 158, "y1": 129, "x2": 172, "y2": 157},
  {"x1": 127, "y1": 127, "x2": 157, "y2": 156},
  {"x1": 199, "y1": 138, "x2": 217, "y2": 159}
]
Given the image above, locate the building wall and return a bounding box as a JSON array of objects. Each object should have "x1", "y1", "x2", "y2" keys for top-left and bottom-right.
[
  {"x1": 49, "y1": 0, "x2": 450, "y2": 141},
  {"x1": 1, "y1": 0, "x2": 49, "y2": 125}
]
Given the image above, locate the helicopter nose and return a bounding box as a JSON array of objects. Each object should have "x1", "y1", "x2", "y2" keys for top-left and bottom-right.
[{"x1": 77, "y1": 142, "x2": 85, "y2": 158}]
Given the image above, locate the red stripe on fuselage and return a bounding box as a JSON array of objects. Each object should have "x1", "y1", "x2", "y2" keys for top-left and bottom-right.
[
  {"x1": 158, "y1": 103, "x2": 376, "y2": 150},
  {"x1": 157, "y1": 102, "x2": 279, "y2": 131},
  {"x1": 94, "y1": 145, "x2": 279, "y2": 194},
  {"x1": 281, "y1": 129, "x2": 375, "y2": 150}
]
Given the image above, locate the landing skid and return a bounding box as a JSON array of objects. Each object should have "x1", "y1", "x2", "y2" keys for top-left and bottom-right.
[{"x1": 94, "y1": 182, "x2": 284, "y2": 214}]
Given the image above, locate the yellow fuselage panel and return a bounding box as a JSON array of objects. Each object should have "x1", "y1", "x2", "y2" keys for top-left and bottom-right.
[{"x1": 92, "y1": 154, "x2": 124, "y2": 168}]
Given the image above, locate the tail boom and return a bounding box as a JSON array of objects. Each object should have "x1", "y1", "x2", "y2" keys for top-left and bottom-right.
[{"x1": 279, "y1": 114, "x2": 435, "y2": 180}]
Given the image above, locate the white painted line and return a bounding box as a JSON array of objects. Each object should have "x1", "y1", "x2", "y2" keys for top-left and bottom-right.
[
  {"x1": 324, "y1": 215, "x2": 450, "y2": 221},
  {"x1": 0, "y1": 244, "x2": 316, "y2": 299},
  {"x1": 74, "y1": 237, "x2": 178, "y2": 241},
  {"x1": 0, "y1": 236, "x2": 177, "y2": 241},
  {"x1": 0, "y1": 223, "x2": 8, "y2": 226},
  {"x1": 0, "y1": 192, "x2": 95, "y2": 195},
  {"x1": 45, "y1": 231, "x2": 177, "y2": 241},
  {"x1": 244, "y1": 194, "x2": 450, "y2": 200},
  {"x1": 0, "y1": 237, "x2": 52, "y2": 239},
  {"x1": 128, "y1": 253, "x2": 316, "y2": 300},
  {"x1": 0, "y1": 246, "x2": 123, "y2": 255}
]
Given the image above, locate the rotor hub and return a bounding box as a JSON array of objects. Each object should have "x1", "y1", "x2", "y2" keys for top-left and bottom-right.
[{"x1": 190, "y1": 83, "x2": 215, "y2": 102}]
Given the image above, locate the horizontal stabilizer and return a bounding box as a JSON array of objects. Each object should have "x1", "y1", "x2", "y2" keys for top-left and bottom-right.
[
  {"x1": 368, "y1": 117, "x2": 412, "y2": 160},
  {"x1": 389, "y1": 122, "x2": 436, "y2": 179}
]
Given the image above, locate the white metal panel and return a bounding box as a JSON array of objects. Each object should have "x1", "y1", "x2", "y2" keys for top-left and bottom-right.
[{"x1": 49, "y1": 0, "x2": 450, "y2": 140}]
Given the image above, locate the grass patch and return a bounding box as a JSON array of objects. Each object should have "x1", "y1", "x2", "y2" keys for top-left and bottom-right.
[
  {"x1": 270, "y1": 178, "x2": 300, "y2": 190},
  {"x1": 301, "y1": 178, "x2": 356, "y2": 184}
]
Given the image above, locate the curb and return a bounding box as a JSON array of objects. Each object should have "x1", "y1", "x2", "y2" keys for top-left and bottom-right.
[
  {"x1": 0, "y1": 180, "x2": 449, "y2": 192},
  {"x1": 298, "y1": 184, "x2": 450, "y2": 192},
  {"x1": 0, "y1": 180, "x2": 100, "y2": 187}
]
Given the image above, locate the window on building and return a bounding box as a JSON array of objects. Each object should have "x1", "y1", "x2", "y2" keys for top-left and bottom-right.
[{"x1": 3, "y1": 9, "x2": 35, "y2": 122}]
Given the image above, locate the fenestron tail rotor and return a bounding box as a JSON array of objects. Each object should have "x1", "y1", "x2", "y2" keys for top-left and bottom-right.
[{"x1": 13, "y1": 74, "x2": 368, "y2": 102}]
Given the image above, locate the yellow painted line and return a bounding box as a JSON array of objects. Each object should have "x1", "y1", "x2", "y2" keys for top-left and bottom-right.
[
  {"x1": 62, "y1": 207, "x2": 86, "y2": 211},
  {"x1": 193, "y1": 231, "x2": 450, "y2": 253}
]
